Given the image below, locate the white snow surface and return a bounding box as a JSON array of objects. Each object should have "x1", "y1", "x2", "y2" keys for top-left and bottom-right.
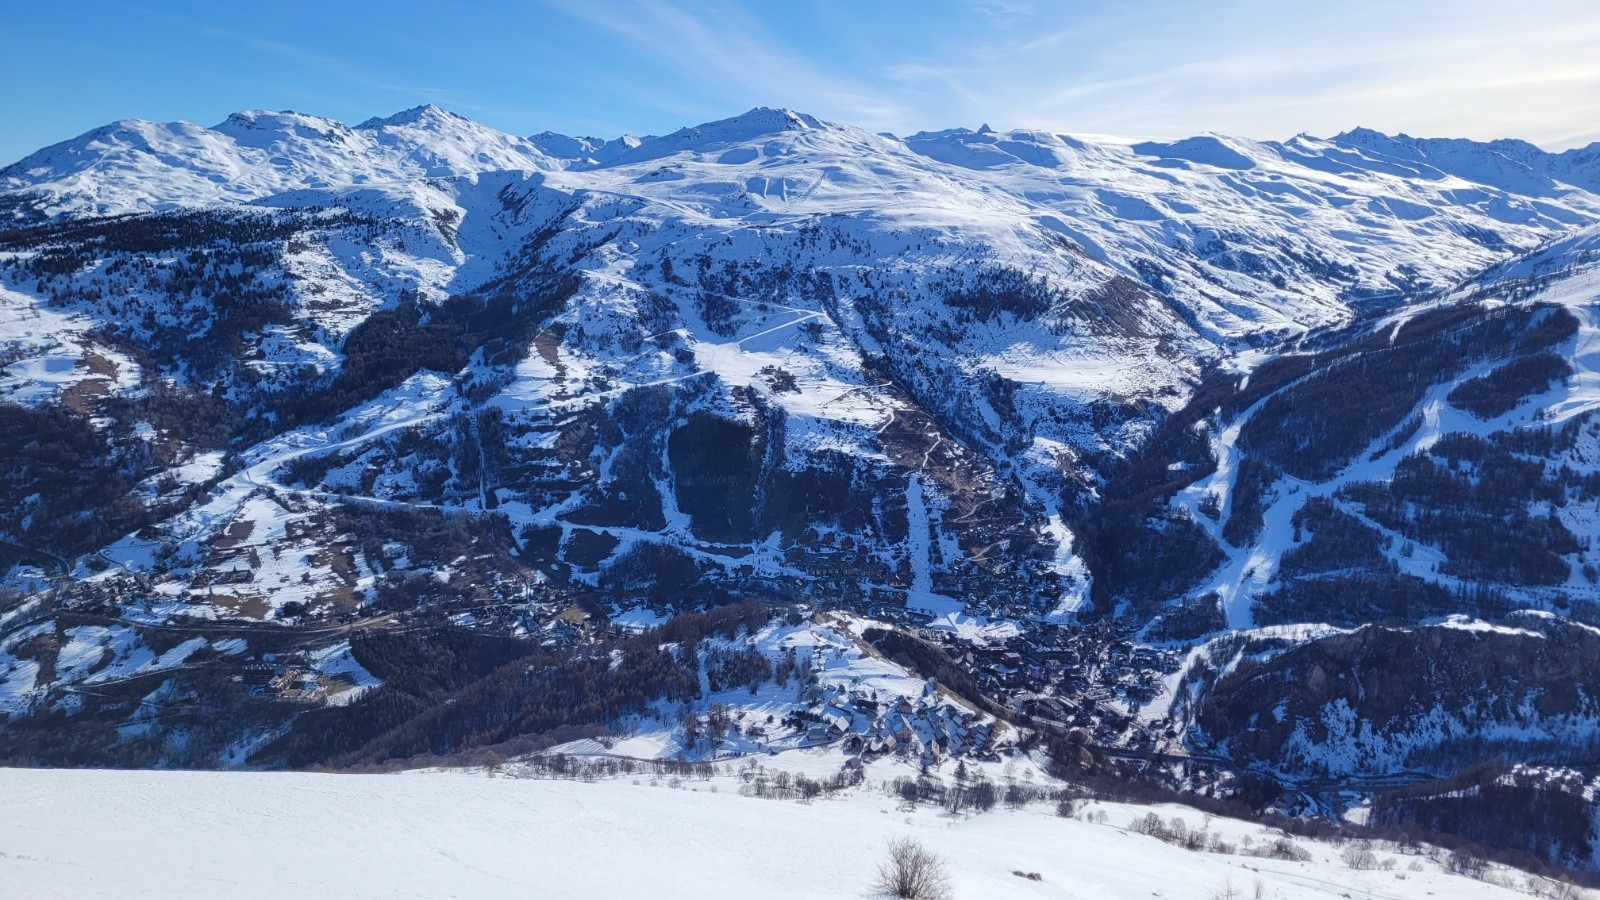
[
  {"x1": 308, "y1": 641, "x2": 382, "y2": 705},
  {"x1": 0, "y1": 106, "x2": 564, "y2": 217},
  {"x1": 0, "y1": 286, "x2": 140, "y2": 405},
  {"x1": 0, "y1": 766, "x2": 1547, "y2": 900}
]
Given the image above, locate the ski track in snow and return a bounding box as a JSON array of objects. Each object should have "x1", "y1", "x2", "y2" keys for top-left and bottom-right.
[
  {"x1": 1176, "y1": 271, "x2": 1600, "y2": 631},
  {"x1": 902, "y1": 474, "x2": 962, "y2": 617}
]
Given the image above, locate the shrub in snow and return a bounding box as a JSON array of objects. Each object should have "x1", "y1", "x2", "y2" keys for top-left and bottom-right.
[{"x1": 875, "y1": 837, "x2": 952, "y2": 900}]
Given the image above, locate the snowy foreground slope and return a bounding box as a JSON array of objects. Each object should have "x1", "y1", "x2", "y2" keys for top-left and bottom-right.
[{"x1": 0, "y1": 766, "x2": 1552, "y2": 900}]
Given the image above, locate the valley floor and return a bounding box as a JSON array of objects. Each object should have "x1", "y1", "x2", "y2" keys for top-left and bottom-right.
[{"x1": 0, "y1": 765, "x2": 1555, "y2": 899}]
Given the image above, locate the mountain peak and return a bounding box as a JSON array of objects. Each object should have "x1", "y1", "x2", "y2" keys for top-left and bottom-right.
[
  {"x1": 602, "y1": 107, "x2": 836, "y2": 166},
  {"x1": 1335, "y1": 125, "x2": 1403, "y2": 142},
  {"x1": 903, "y1": 127, "x2": 976, "y2": 142},
  {"x1": 673, "y1": 107, "x2": 826, "y2": 141},
  {"x1": 213, "y1": 110, "x2": 354, "y2": 145},
  {"x1": 1131, "y1": 134, "x2": 1257, "y2": 170},
  {"x1": 357, "y1": 104, "x2": 470, "y2": 130}
]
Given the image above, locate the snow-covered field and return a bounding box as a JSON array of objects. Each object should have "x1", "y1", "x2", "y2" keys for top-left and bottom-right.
[{"x1": 0, "y1": 766, "x2": 1562, "y2": 899}]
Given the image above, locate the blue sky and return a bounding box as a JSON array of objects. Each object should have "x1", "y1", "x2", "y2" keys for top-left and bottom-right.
[{"x1": 6, "y1": 0, "x2": 1600, "y2": 165}]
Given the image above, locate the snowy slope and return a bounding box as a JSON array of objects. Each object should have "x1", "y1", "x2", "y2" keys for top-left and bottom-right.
[
  {"x1": 1079, "y1": 221, "x2": 1600, "y2": 797},
  {"x1": 0, "y1": 766, "x2": 1555, "y2": 900},
  {"x1": 9, "y1": 104, "x2": 1598, "y2": 340},
  {"x1": 1330, "y1": 128, "x2": 1600, "y2": 197},
  {"x1": 527, "y1": 129, "x2": 641, "y2": 167},
  {"x1": 0, "y1": 105, "x2": 563, "y2": 218},
  {"x1": 902, "y1": 125, "x2": 1600, "y2": 341},
  {"x1": 1157, "y1": 223, "x2": 1600, "y2": 632}
]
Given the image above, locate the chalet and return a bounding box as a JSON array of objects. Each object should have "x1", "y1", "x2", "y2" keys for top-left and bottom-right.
[
  {"x1": 218, "y1": 568, "x2": 253, "y2": 585},
  {"x1": 819, "y1": 706, "x2": 853, "y2": 734},
  {"x1": 267, "y1": 666, "x2": 315, "y2": 695},
  {"x1": 1026, "y1": 696, "x2": 1074, "y2": 723},
  {"x1": 862, "y1": 728, "x2": 895, "y2": 754}
]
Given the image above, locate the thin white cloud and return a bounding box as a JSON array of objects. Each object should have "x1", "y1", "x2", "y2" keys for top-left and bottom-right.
[
  {"x1": 883, "y1": 0, "x2": 1600, "y2": 147},
  {"x1": 542, "y1": 0, "x2": 923, "y2": 133},
  {"x1": 967, "y1": 0, "x2": 1035, "y2": 25},
  {"x1": 214, "y1": 0, "x2": 1598, "y2": 149}
]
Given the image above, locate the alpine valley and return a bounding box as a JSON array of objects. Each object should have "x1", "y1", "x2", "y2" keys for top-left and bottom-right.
[{"x1": 8, "y1": 103, "x2": 1600, "y2": 879}]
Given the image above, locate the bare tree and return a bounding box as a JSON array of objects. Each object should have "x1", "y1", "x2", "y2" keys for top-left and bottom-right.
[
  {"x1": 1340, "y1": 842, "x2": 1378, "y2": 870},
  {"x1": 1207, "y1": 876, "x2": 1240, "y2": 900},
  {"x1": 875, "y1": 837, "x2": 953, "y2": 900}
]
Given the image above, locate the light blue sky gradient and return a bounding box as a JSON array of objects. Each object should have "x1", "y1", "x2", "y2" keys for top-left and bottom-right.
[{"x1": 6, "y1": 0, "x2": 1600, "y2": 165}]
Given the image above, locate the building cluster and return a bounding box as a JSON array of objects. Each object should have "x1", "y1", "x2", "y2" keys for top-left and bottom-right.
[
  {"x1": 925, "y1": 620, "x2": 1180, "y2": 750},
  {"x1": 792, "y1": 679, "x2": 1004, "y2": 767},
  {"x1": 235, "y1": 658, "x2": 349, "y2": 702}
]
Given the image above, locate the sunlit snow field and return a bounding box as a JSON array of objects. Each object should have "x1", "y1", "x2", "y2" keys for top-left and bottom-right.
[{"x1": 0, "y1": 765, "x2": 1551, "y2": 899}]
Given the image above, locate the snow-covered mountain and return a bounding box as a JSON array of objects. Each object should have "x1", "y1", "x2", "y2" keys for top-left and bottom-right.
[
  {"x1": 1090, "y1": 218, "x2": 1600, "y2": 833},
  {"x1": 0, "y1": 104, "x2": 565, "y2": 218},
  {"x1": 8, "y1": 104, "x2": 1600, "y2": 869},
  {"x1": 7, "y1": 106, "x2": 1600, "y2": 621}
]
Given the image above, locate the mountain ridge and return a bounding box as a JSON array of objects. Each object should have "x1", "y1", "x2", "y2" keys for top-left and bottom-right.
[
  {"x1": 7, "y1": 102, "x2": 1600, "y2": 871},
  {"x1": 11, "y1": 104, "x2": 1600, "y2": 217}
]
